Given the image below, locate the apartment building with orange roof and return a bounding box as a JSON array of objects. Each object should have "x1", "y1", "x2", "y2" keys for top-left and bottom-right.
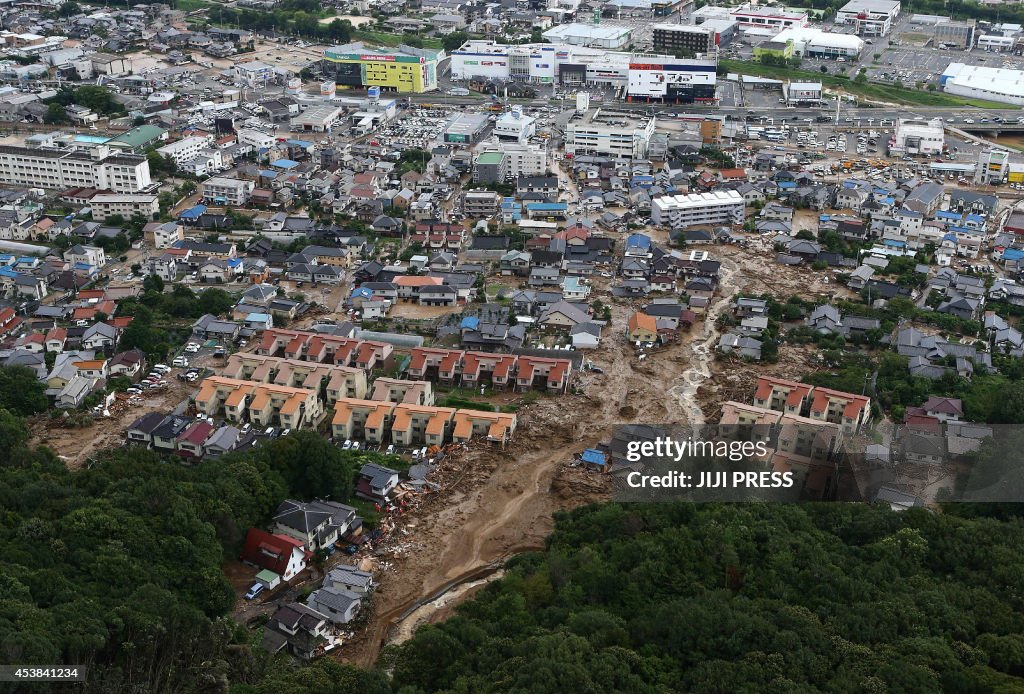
[
  {"x1": 195, "y1": 376, "x2": 323, "y2": 429},
  {"x1": 390, "y1": 403, "x2": 457, "y2": 447},
  {"x1": 515, "y1": 356, "x2": 570, "y2": 393},
  {"x1": 808, "y1": 386, "x2": 871, "y2": 435},
  {"x1": 451, "y1": 409, "x2": 517, "y2": 446},
  {"x1": 225, "y1": 353, "x2": 367, "y2": 402},
  {"x1": 406, "y1": 347, "x2": 463, "y2": 381},
  {"x1": 460, "y1": 352, "x2": 517, "y2": 388},
  {"x1": 369, "y1": 378, "x2": 434, "y2": 406},
  {"x1": 717, "y1": 401, "x2": 781, "y2": 453},
  {"x1": 776, "y1": 413, "x2": 841, "y2": 461},
  {"x1": 331, "y1": 398, "x2": 396, "y2": 443},
  {"x1": 752, "y1": 376, "x2": 814, "y2": 417},
  {"x1": 255, "y1": 328, "x2": 392, "y2": 371}
]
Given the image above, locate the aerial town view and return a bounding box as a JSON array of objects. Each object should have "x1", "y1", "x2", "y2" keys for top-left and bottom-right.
[{"x1": 3, "y1": 0, "x2": 1024, "y2": 690}]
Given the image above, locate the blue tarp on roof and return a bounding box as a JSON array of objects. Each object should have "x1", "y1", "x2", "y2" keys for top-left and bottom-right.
[
  {"x1": 525, "y1": 202, "x2": 568, "y2": 211},
  {"x1": 286, "y1": 139, "x2": 313, "y2": 148},
  {"x1": 179, "y1": 204, "x2": 207, "y2": 220},
  {"x1": 819, "y1": 214, "x2": 831, "y2": 221},
  {"x1": 935, "y1": 210, "x2": 961, "y2": 221},
  {"x1": 460, "y1": 316, "x2": 480, "y2": 330},
  {"x1": 943, "y1": 232, "x2": 957, "y2": 242},
  {"x1": 778, "y1": 181, "x2": 798, "y2": 189},
  {"x1": 965, "y1": 214, "x2": 986, "y2": 224},
  {"x1": 258, "y1": 169, "x2": 278, "y2": 178},
  {"x1": 581, "y1": 449, "x2": 606, "y2": 465},
  {"x1": 351, "y1": 287, "x2": 373, "y2": 299},
  {"x1": 884, "y1": 239, "x2": 905, "y2": 248},
  {"x1": 1003, "y1": 248, "x2": 1024, "y2": 261},
  {"x1": 626, "y1": 233, "x2": 651, "y2": 249},
  {"x1": 270, "y1": 159, "x2": 299, "y2": 169},
  {"x1": 0, "y1": 267, "x2": 18, "y2": 278}
]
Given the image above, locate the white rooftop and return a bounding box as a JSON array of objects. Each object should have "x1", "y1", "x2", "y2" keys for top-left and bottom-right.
[{"x1": 654, "y1": 189, "x2": 744, "y2": 210}]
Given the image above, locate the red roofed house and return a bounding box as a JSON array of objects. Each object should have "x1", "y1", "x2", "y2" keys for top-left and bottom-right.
[
  {"x1": 753, "y1": 376, "x2": 814, "y2": 417},
  {"x1": 903, "y1": 412, "x2": 942, "y2": 435},
  {"x1": 176, "y1": 420, "x2": 215, "y2": 459},
  {"x1": 718, "y1": 168, "x2": 748, "y2": 183},
  {"x1": 921, "y1": 396, "x2": 963, "y2": 422},
  {"x1": 241, "y1": 528, "x2": 310, "y2": 581},
  {"x1": 45, "y1": 327, "x2": 67, "y2": 352},
  {"x1": 0, "y1": 307, "x2": 21, "y2": 338}
]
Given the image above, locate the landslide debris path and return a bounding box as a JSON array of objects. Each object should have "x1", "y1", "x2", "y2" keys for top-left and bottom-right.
[{"x1": 669, "y1": 258, "x2": 740, "y2": 436}]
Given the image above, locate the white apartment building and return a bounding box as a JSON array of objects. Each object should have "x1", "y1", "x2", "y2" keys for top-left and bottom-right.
[
  {"x1": 502, "y1": 143, "x2": 548, "y2": 178},
  {"x1": 893, "y1": 118, "x2": 944, "y2": 155},
  {"x1": 156, "y1": 136, "x2": 214, "y2": 167},
  {"x1": 178, "y1": 148, "x2": 224, "y2": 177},
  {"x1": 0, "y1": 146, "x2": 151, "y2": 193},
  {"x1": 651, "y1": 190, "x2": 745, "y2": 228},
  {"x1": 236, "y1": 127, "x2": 277, "y2": 150},
  {"x1": 200, "y1": 176, "x2": 255, "y2": 206},
  {"x1": 565, "y1": 109, "x2": 657, "y2": 158},
  {"x1": 89, "y1": 193, "x2": 160, "y2": 221}
]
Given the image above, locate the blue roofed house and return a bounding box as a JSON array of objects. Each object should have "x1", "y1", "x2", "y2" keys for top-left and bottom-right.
[{"x1": 561, "y1": 276, "x2": 591, "y2": 301}]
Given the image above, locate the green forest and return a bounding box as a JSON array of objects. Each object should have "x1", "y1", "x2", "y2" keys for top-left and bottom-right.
[
  {"x1": 387, "y1": 504, "x2": 1024, "y2": 693},
  {"x1": 0, "y1": 418, "x2": 388, "y2": 693}
]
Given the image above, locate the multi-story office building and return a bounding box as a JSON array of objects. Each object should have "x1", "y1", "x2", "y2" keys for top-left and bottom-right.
[
  {"x1": 565, "y1": 108, "x2": 657, "y2": 158},
  {"x1": 321, "y1": 43, "x2": 439, "y2": 94}
]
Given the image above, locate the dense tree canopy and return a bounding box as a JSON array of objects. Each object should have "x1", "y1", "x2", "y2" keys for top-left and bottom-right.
[
  {"x1": 0, "y1": 427, "x2": 378, "y2": 691},
  {"x1": 388, "y1": 503, "x2": 1024, "y2": 692}
]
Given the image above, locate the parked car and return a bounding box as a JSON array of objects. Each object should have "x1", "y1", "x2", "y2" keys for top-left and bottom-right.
[{"x1": 244, "y1": 583, "x2": 265, "y2": 600}]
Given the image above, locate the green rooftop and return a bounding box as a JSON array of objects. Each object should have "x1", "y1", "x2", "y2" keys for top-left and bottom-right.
[
  {"x1": 109, "y1": 124, "x2": 168, "y2": 150},
  {"x1": 477, "y1": 151, "x2": 504, "y2": 165}
]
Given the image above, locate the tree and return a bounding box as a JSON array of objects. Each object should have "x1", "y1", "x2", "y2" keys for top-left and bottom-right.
[
  {"x1": 57, "y1": 1, "x2": 81, "y2": 17},
  {"x1": 820, "y1": 65, "x2": 828, "y2": 74},
  {"x1": 143, "y1": 274, "x2": 164, "y2": 293},
  {"x1": 442, "y1": 31, "x2": 469, "y2": 52},
  {"x1": 44, "y1": 102, "x2": 67, "y2": 124},
  {"x1": 0, "y1": 366, "x2": 48, "y2": 416}
]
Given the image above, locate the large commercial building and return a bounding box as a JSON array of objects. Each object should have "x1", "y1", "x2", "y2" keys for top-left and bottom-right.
[
  {"x1": 773, "y1": 27, "x2": 865, "y2": 58},
  {"x1": 451, "y1": 40, "x2": 717, "y2": 102},
  {"x1": 940, "y1": 63, "x2": 1024, "y2": 106},
  {"x1": 565, "y1": 108, "x2": 657, "y2": 158},
  {"x1": 626, "y1": 54, "x2": 718, "y2": 103},
  {"x1": 651, "y1": 189, "x2": 745, "y2": 228},
  {"x1": 542, "y1": 23, "x2": 633, "y2": 49},
  {"x1": 892, "y1": 118, "x2": 944, "y2": 155},
  {"x1": 727, "y1": 7, "x2": 808, "y2": 30},
  {"x1": 836, "y1": 0, "x2": 901, "y2": 37},
  {"x1": 0, "y1": 145, "x2": 151, "y2": 193},
  {"x1": 321, "y1": 43, "x2": 439, "y2": 94}
]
